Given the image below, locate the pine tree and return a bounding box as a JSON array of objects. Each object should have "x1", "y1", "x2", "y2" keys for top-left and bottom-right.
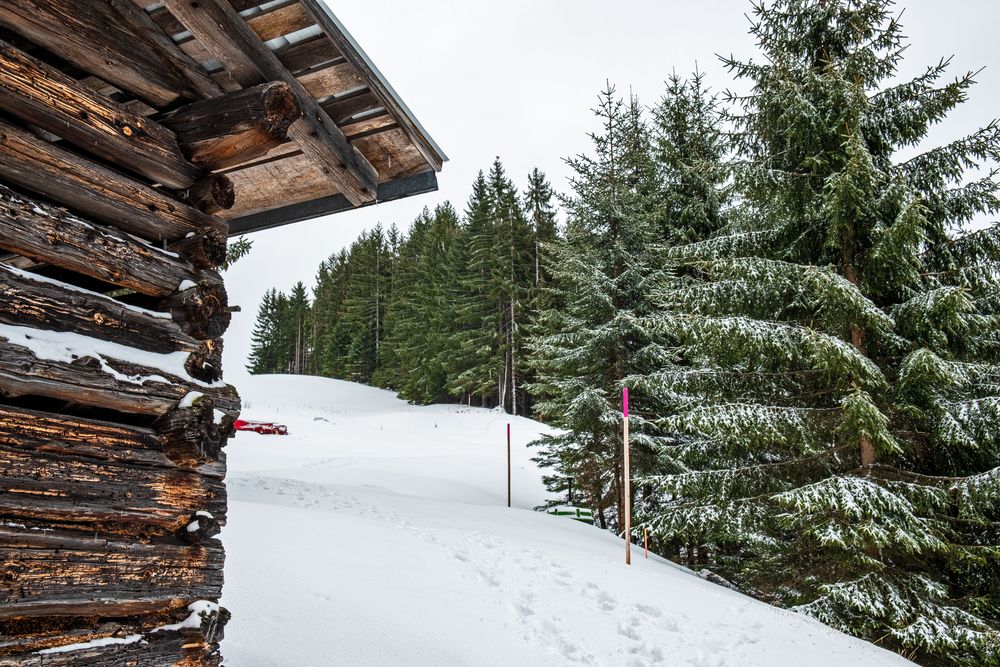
[
  {"x1": 246, "y1": 288, "x2": 282, "y2": 374},
  {"x1": 528, "y1": 86, "x2": 669, "y2": 529},
  {"x1": 450, "y1": 162, "x2": 535, "y2": 412},
  {"x1": 381, "y1": 204, "x2": 465, "y2": 401},
  {"x1": 640, "y1": 2, "x2": 1000, "y2": 662},
  {"x1": 279, "y1": 282, "x2": 310, "y2": 374},
  {"x1": 525, "y1": 167, "x2": 559, "y2": 288}
]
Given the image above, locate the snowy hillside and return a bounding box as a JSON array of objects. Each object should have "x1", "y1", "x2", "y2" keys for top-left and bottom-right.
[{"x1": 221, "y1": 375, "x2": 910, "y2": 666}]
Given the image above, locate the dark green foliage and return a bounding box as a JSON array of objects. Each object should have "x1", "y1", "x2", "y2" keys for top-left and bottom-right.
[
  {"x1": 527, "y1": 86, "x2": 678, "y2": 530},
  {"x1": 248, "y1": 163, "x2": 559, "y2": 416},
  {"x1": 632, "y1": 1, "x2": 1000, "y2": 662}
]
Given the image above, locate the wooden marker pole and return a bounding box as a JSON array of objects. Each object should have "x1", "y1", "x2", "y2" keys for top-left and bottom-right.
[
  {"x1": 623, "y1": 387, "x2": 631, "y2": 565},
  {"x1": 644, "y1": 527, "x2": 649, "y2": 559},
  {"x1": 507, "y1": 422, "x2": 511, "y2": 508}
]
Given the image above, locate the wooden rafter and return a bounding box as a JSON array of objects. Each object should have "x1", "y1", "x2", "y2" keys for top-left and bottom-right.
[
  {"x1": 301, "y1": 0, "x2": 445, "y2": 172},
  {"x1": 162, "y1": 0, "x2": 380, "y2": 206}
]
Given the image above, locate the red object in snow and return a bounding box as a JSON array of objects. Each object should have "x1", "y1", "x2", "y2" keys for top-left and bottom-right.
[{"x1": 234, "y1": 419, "x2": 288, "y2": 435}]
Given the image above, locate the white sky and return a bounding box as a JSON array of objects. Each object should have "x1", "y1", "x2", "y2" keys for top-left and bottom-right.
[{"x1": 223, "y1": 0, "x2": 1000, "y2": 378}]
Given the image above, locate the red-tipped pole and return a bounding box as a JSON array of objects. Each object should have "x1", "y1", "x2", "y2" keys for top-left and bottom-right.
[
  {"x1": 623, "y1": 387, "x2": 631, "y2": 566},
  {"x1": 507, "y1": 422, "x2": 511, "y2": 508}
]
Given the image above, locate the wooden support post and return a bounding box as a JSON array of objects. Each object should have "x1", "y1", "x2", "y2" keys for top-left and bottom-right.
[
  {"x1": 0, "y1": 183, "x2": 223, "y2": 289},
  {"x1": 0, "y1": 118, "x2": 229, "y2": 252},
  {"x1": 0, "y1": 39, "x2": 202, "y2": 189},
  {"x1": 161, "y1": 0, "x2": 380, "y2": 205},
  {"x1": 507, "y1": 422, "x2": 511, "y2": 508},
  {"x1": 162, "y1": 81, "x2": 303, "y2": 171},
  {"x1": 0, "y1": 0, "x2": 221, "y2": 106},
  {"x1": 624, "y1": 386, "x2": 631, "y2": 566}
]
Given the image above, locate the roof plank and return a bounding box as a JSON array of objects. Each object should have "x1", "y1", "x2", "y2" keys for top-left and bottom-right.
[{"x1": 162, "y1": 0, "x2": 379, "y2": 205}]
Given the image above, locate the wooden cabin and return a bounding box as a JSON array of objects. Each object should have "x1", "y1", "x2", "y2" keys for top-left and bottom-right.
[{"x1": 0, "y1": 0, "x2": 444, "y2": 662}]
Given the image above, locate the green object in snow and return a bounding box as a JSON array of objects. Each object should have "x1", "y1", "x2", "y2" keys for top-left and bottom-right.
[{"x1": 546, "y1": 506, "x2": 594, "y2": 524}]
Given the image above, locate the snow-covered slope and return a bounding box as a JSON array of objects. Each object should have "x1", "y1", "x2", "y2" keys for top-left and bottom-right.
[{"x1": 221, "y1": 375, "x2": 910, "y2": 666}]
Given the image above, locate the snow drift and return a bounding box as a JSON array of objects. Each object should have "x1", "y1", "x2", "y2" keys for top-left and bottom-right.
[{"x1": 220, "y1": 374, "x2": 910, "y2": 666}]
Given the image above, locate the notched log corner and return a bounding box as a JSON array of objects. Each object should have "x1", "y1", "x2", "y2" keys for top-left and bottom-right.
[
  {"x1": 182, "y1": 511, "x2": 222, "y2": 545},
  {"x1": 163, "y1": 275, "x2": 232, "y2": 341},
  {"x1": 168, "y1": 232, "x2": 228, "y2": 271},
  {"x1": 177, "y1": 173, "x2": 235, "y2": 216},
  {"x1": 156, "y1": 393, "x2": 237, "y2": 468},
  {"x1": 185, "y1": 338, "x2": 224, "y2": 384}
]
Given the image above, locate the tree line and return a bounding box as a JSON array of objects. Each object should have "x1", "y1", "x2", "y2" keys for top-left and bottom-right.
[
  {"x1": 247, "y1": 158, "x2": 558, "y2": 414},
  {"x1": 248, "y1": 0, "x2": 1000, "y2": 662}
]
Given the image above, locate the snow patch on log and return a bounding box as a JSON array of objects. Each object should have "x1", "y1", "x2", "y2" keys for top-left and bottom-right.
[
  {"x1": 38, "y1": 635, "x2": 145, "y2": 654},
  {"x1": 0, "y1": 323, "x2": 225, "y2": 388},
  {"x1": 1, "y1": 264, "x2": 171, "y2": 319}
]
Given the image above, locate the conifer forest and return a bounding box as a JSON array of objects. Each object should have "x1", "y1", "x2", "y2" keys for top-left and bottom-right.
[{"x1": 247, "y1": 1, "x2": 1000, "y2": 662}]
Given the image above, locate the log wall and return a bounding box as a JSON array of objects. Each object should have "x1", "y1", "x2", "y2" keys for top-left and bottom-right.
[
  {"x1": 0, "y1": 7, "x2": 242, "y2": 660},
  {"x1": 0, "y1": 0, "x2": 441, "y2": 661}
]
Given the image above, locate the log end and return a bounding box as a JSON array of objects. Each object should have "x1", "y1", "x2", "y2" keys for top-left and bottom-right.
[
  {"x1": 156, "y1": 394, "x2": 236, "y2": 467},
  {"x1": 261, "y1": 81, "x2": 303, "y2": 138}
]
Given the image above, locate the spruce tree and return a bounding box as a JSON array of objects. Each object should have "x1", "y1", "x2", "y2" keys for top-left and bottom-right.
[
  {"x1": 246, "y1": 288, "x2": 281, "y2": 374},
  {"x1": 641, "y1": 2, "x2": 1000, "y2": 662},
  {"x1": 450, "y1": 162, "x2": 535, "y2": 412},
  {"x1": 528, "y1": 87, "x2": 669, "y2": 528},
  {"x1": 381, "y1": 204, "x2": 465, "y2": 401}
]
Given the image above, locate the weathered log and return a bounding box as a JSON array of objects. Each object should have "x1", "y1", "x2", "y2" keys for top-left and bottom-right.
[
  {"x1": 0, "y1": 403, "x2": 230, "y2": 475},
  {"x1": 0, "y1": 264, "x2": 223, "y2": 382},
  {"x1": 0, "y1": 183, "x2": 224, "y2": 288},
  {"x1": 156, "y1": 396, "x2": 236, "y2": 468},
  {"x1": 0, "y1": 443, "x2": 226, "y2": 535},
  {"x1": 0, "y1": 331, "x2": 240, "y2": 417},
  {"x1": 162, "y1": 0, "x2": 379, "y2": 206},
  {"x1": 0, "y1": 528, "x2": 224, "y2": 620},
  {"x1": 162, "y1": 275, "x2": 233, "y2": 341},
  {"x1": 0, "y1": 117, "x2": 229, "y2": 252},
  {"x1": 178, "y1": 173, "x2": 236, "y2": 215},
  {"x1": 0, "y1": 0, "x2": 221, "y2": 107},
  {"x1": 0, "y1": 38, "x2": 202, "y2": 189},
  {"x1": 161, "y1": 81, "x2": 302, "y2": 171},
  {"x1": 0, "y1": 612, "x2": 226, "y2": 665}
]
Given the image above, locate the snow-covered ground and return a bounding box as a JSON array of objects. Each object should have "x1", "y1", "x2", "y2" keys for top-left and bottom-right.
[{"x1": 221, "y1": 375, "x2": 910, "y2": 666}]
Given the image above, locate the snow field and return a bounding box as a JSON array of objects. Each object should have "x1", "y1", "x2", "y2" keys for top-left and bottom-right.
[{"x1": 220, "y1": 374, "x2": 911, "y2": 666}]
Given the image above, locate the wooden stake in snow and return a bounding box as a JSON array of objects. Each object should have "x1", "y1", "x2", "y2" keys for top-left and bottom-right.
[
  {"x1": 624, "y1": 387, "x2": 631, "y2": 565},
  {"x1": 507, "y1": 422, "x2": 512, "y2": 508},
  {"x1": 644, "y1": 527, "x2": 649, "y2": 559}
]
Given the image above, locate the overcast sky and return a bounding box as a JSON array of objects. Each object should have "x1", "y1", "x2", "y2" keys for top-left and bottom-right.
[{"x1": 223, "y1": 0, "x2": 1000, "y2": 378}]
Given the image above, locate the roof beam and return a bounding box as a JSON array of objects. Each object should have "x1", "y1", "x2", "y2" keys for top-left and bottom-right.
[
  {"x1": 300, "y1": 0, "x2": 445, "y2": 172},
  {"x1": 161, "y1": 81, "x2": 302, "y2": 172},
  {"x1": 0, "y1": 0, "x2": 221, "y2": 107},
  {"x1": 161, "y1": 0, "x2": 379, "y2": 206},
  {"x1": 0, "y1": 38, "x2": 202, "y2": 189},
  {"x1": 227, "y1": 169, "x2": 438, "y2": 236}
]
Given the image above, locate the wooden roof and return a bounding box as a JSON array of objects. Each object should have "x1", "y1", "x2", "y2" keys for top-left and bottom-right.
[{"x1": 0, "y1": 0, "x2": 446, "y2": 236}]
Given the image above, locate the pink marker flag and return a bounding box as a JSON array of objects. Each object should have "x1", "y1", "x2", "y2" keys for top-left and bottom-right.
[{"x1": 623, "y1": 387, "x2": 629, "y2": 418}]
